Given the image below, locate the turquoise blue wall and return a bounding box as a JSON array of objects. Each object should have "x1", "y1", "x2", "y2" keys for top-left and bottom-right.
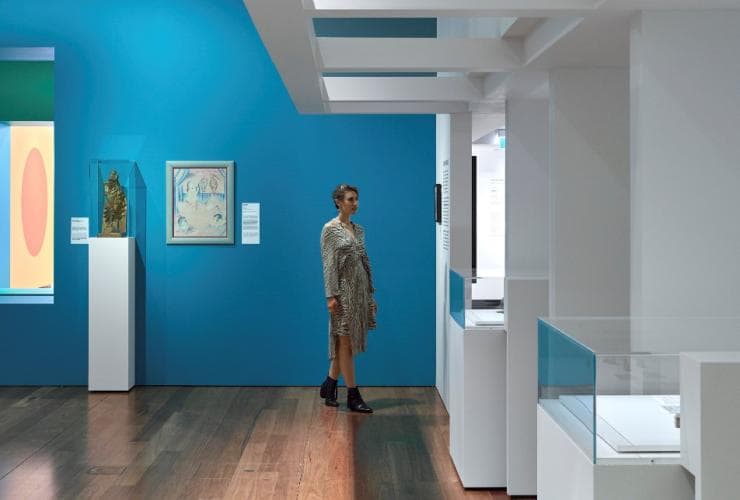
[{"x1": 0, "y1": 0, "x2": 435, "y2": 385}]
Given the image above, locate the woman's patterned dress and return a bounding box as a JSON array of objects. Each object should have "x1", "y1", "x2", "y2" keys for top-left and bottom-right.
[{"x1": 321, "y1": 218, "x2": 376, "y2": 359}]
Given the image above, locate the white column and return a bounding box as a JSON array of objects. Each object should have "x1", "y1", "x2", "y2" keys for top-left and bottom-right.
[
  {"x1": 506, "y1": 98, "x2": 550, "y2": 278},
  {"x1": 504, "y1": 97, "x2": 550, "y2": 496},
  {"x1": 505, "y1": 277, "x2": 547, "y2": 496},
  {"x1": 631, "y1": 11, "x2": 740, "y2": 317},
  {"x1": 549, "y1": 68, "x2": 630, "y2": 317}
]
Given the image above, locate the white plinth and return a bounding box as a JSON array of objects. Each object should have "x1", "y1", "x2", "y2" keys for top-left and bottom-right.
[
  {"x1": 538, "y1": 405, "x2": 693, "y2": 500},
  {"x1": 448, "y1": 318, "x2": 506, "y2": 488},
  {"x1": 89, "y1": 237, "x2": 135, "y2": 391},
  {"x1": 681, "y1": 351, "x2": 740, "y2": 500}
]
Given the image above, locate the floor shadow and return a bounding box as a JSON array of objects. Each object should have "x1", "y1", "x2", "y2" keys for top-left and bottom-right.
[
  {"x1": 362, "y1": 397, "x2": 422, "y2": 411},
  {"x1": 350, "y1": 412, "x2": 446, "y2": 499},
  {"x1": 134, "y1": 171, "x2": 147, "y2": 385}
]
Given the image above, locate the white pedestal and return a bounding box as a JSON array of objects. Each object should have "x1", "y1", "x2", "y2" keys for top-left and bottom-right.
[
  {"x1": 448, "y1": 318, "x2": 507, "y2": 487},
  {"x1": 680, "y1": 351, "x2": 740, "y2": 500},
  {"x1": 537, "y1": 405, "x2": 694, "y2": 500},
  {"x1": 88, "y1": 237, "x2": 135, "y2": 391}
]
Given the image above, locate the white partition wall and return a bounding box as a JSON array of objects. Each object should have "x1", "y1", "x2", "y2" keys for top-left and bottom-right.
[
  {"x1": 89, "y1": 237, "x2": 135, "y2": 391},
  {"x1": 436, "y1": 112, "x2": 473, "y2": 408},
  {"x1": 630, "y1": 11, "x2": 740, "y2": 317},
  {"x1": 436, "y1": 114, "x2": 451, "y2": 403},
  {"x1": 549, "y1": 68, "x2": 630, "y2": 317}
]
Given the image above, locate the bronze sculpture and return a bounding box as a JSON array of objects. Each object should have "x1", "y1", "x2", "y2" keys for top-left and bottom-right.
[{"x1": 100, "y1": 170, "x2": 127, "y2": 236}]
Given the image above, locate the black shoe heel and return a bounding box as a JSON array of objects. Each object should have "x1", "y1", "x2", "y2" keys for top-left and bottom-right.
[
  {"x1": 347, "y1": 387, "x2": 373, "y2": 414},
  {"x1": 320, "y1": 376, "x2": 339, "y2": 407}
]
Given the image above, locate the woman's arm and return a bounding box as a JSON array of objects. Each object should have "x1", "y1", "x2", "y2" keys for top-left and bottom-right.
[
  {"x1": 320, "y1": 225, "x2": 341, "y2": 299},
  {"x1": 361, "y1": 252, "x2": 375, "y2": 294},
  {"x1": 359, "y1": 228, "x2": 375, "y2": 294}
]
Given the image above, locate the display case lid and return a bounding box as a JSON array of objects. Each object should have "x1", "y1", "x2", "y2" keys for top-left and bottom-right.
[
  {"x1": 541, "y1": 317, "x2": 740, "y2": 356},
  {"x1": 448, "y1": 267, "x2": 504, "y2": 280}
]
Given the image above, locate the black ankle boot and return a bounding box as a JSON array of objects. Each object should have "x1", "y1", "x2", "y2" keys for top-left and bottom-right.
[
  {"x1": 319, "y1": 376, "x2": 339, "y2": 407},
  {"x1": 347, "y1": 387, "x2": 373, "y2": 413}
]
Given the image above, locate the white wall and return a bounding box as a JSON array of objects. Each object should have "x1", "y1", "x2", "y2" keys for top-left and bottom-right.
[
  {"x1": 549, "y1": 68, "x2": 630, "y2": 317},
  {"x1": 473, "y1": 144, "x2": 505, "y2": 300},
  {"x1": 436, "y1": 112, "x2": 473, "y2": 406},
  {"x1": 473, "y1": 144, "x2": 505, "y2": 280},
  {"x1": 506, "y1": 98, "x2": 550, "y2": 278},
  {"x1": 436, "y1": 114, "x2": 451, "y2": 401},
  {"x1": 631, "y1": 11, "x2": 740, "y2": 317}
]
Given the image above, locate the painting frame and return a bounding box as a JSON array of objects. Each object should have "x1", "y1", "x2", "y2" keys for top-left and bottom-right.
[{"x1": 165, "y1": 160, "x2": 234, "y2": 244}]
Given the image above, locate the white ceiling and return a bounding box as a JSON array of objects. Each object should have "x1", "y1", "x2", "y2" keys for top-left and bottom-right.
[{"x1": 242, "y1": 0, "x2": 740, "y2": 115}]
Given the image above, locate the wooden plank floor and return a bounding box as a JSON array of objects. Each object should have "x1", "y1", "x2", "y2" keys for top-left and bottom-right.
[{"x1": 0, "y1": 387, "x2": 533, "y2": 500}]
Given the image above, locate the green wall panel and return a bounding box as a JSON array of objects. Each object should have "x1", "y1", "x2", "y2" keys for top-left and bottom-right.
[{"x1": 0, "y1": 61, "x2": 54, "y2": 121}]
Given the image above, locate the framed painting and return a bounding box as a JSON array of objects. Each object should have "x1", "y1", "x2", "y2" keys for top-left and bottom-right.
[{"x1": 165, "y1": 161, "x2": 234, "y2": 244}]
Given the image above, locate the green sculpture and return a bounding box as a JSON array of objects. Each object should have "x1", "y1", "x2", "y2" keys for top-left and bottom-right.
[{"x1": 101, "y1": 170, "x2": 127, "y2": 236}]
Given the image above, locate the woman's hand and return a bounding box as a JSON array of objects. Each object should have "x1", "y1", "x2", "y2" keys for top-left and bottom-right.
[
  {"x1": 327, "y1": 297, "x2": 341, "y2": 315},
  {"x1": 371, "y1": 300, "x2": 378, "y2": 314}
]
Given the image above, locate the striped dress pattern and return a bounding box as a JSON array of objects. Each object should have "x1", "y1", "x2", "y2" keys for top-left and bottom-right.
[{"x1": 320, "y1": 219, "x2": 377, "y2": 359}]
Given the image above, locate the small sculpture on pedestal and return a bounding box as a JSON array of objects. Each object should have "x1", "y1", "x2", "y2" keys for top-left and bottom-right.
[{"x1": 100, "y1": 170, "x2": 127, "y2": 236}]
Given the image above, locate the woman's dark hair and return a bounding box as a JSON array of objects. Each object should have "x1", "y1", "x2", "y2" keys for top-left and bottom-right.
[{"x1": 332, "y1": 184, "x2": 359, "y2": 209}]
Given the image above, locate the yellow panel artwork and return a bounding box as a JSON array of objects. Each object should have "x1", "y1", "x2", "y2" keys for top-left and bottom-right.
[{"x1": 10, "y1": 124, "x2": 54, "y2": 289}]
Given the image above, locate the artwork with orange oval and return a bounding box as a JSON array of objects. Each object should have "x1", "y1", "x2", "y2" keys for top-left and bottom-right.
[
  {"x1": 21, "y1": 148, "x2": 48, "y2": 256},
  {"x1": 10, "y1": 125, "x2": 54, "y2": 289}
]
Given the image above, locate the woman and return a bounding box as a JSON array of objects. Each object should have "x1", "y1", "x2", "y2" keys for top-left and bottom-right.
[{"x1": 319, "y1": 184, "x2": 377, "y2": 413}]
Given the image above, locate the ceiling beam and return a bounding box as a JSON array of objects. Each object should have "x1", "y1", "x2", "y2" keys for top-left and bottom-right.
[
  {"x1": 306, "y1": 0, "x2": 603, "y2": 17},
  {"x1": 524, "y1": 16, "x2": 584, "y2": 64},
  {"x1": 324, "y1": 101, "x2": 469, "y2": 114},
  {"x1": 501, "y1": 17, "x2": 543, "y2": 38},
  {"x1": 318, "y1": 38, "x2": 522, "y2": 73},
  {"x1": 484, "y1": 70, "x2": 550, "y2": 100},
  {"x1": 322, "y1": 76, "x2": 483, "y2": 102},
  {"x1": 484, "y1": 73, "x2": 510, "y2": 99},
  {"x1": 243, "y1": 0, "x2": 324, "y2": 113}
]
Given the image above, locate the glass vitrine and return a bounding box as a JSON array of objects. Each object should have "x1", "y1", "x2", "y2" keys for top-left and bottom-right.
[
  {"x1": 89, "y1": 160, "x2": 143, "y2": 238},
  {"x1": 538, "y1": 317, "x2": 740, "y2": 464},
  {"x1": 449, "y1": 268, "x2": 504, "y2": 329}
]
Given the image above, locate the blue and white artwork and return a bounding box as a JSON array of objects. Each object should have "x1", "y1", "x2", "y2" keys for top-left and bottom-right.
[
  {"x1": 166, "y1": 161, "x2": 234, "y2": 244},
  {"x1": 172, "y1": 167, "x2": 227, "y2": 238}
]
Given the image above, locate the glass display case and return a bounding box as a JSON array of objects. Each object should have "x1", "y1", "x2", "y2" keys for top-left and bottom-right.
[
  {"x1": 538, "y1": 317, "x2": 740, "y2": 464},
  {"x1": 89, "y1": 160, "x2": 144, "y2": 238},
  {"x1": 449, "y1": 268, "x2": 504, "y2": 329}
]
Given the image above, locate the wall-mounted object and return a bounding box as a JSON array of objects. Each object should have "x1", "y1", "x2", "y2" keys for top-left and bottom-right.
[
  {"x1": 434, "y1": 183, "x2": 442, "y2": 224},
  {"x1": 1, "y1": 123, "x2": 54, "y2": 293},
  {"x1": 166, "y1": 160, "x2": 234, "y2": 244}
]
